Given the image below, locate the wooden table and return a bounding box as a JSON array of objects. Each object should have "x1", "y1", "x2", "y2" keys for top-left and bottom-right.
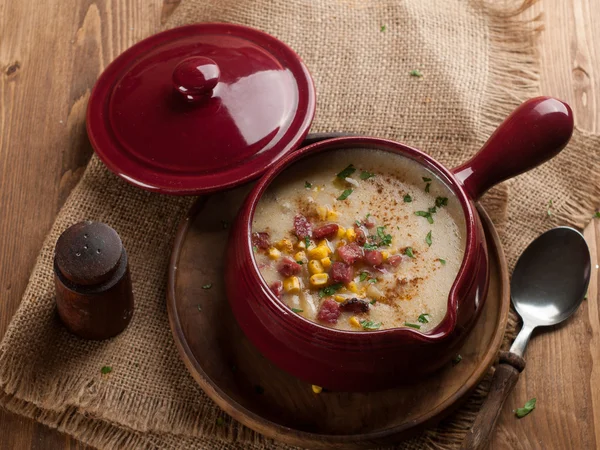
[{"x1": 1, "y1": 1, "x2": 598, "y2": 448}]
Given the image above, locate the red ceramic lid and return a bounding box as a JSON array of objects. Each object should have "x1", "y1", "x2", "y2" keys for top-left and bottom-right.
[{"x1": 87, "y1": 23, "x2": 316, "y2": 195}]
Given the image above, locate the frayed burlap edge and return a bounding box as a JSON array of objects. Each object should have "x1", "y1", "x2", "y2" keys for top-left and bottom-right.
[{"x1": 0, "y1": 0, "x2": 547, "y2": 449}]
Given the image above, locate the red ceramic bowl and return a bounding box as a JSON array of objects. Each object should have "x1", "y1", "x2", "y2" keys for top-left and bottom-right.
[{"x1": 225, "y1": 97, "x2": 573, "y2": 391}]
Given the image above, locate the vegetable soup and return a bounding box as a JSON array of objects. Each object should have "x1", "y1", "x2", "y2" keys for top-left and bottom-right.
[{"x1": 252, "y1": 149, "x2": 466, "y2": 332}]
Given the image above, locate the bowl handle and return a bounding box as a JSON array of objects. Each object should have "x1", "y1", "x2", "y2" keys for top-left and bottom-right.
[{"x1": 451, "y1": 97, "x2": 573, "y2": 201}]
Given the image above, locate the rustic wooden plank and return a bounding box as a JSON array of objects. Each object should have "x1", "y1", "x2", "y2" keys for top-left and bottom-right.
[{"x1": 0, "y1": 0, "x2": 164, "y2": 448}]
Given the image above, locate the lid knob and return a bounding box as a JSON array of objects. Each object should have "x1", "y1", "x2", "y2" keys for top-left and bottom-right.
[{"x1": 172, "y1": 56, "x2": 220, "y2": 102}]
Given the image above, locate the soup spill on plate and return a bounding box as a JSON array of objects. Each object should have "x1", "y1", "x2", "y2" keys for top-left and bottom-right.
[{"x1": 251, "y1": 149, "x2": 466, "y2": 332}]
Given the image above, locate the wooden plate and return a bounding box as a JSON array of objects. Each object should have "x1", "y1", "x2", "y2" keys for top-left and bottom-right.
[{"x1": 167, "y1": 186, "x2": 510, "y2": 449}]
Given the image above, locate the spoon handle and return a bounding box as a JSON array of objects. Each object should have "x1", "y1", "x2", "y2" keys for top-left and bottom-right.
[{"x1": 460, "y1": 351, "x2": 526, "y2": 450}]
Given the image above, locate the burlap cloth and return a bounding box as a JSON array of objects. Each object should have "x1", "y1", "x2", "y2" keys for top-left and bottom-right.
[{"x1": 2, "y1": 0, "x2": 600, "y2": 448}]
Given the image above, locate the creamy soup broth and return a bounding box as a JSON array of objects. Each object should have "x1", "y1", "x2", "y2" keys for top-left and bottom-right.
[{"x1": 251, "y1": 149, "x2": 466, "y2": 332}]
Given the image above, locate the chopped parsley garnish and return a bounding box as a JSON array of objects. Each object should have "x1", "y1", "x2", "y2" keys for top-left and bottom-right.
[
  {"x1": 369, "y1": 279, "x2": 377, "y2": 284},
  {"x1": 355, "y1": 220, "x2": 362, "y2": 227},
  {"x1": 410, "y1": 69, "x2": 423, "y2": 78},
  {"x1": 415, "y1": 210, "x2": 434, "y2": 224},
  {"x1": 439, "y1": 258, "x2": 446, "y2": 265},
  {"x1": 359, "y1": 272, "x2": 369, "y2": 282},
  {"x1": 404, "y1": 194, "x2": 412, "y2": 203},
  {"x1": 197, "y1": 305, "x2": 202, "y2": 312},
  {"x1": 360, "y1": 171, "x2": 375, "y2": 180},
  {"x1": 515, "y1": 398, "x2": 536, "y2": 418},
  {"x1": 404, "y1": 322, "x2": 421, "y2": 329},
  {"x1": 547, "y1": 199, "x2": 553, "y2": 217},
  {"x1": 305, "y1": 181, "x2": 312, "y2": 189},
  {"x1": 364, "y1": 243, "x2": 379, "y2": 250},
  {"x1": 376, "y1": 226, "x2": 393, "y2": 246},
  {"x1": 370, "y1": 299, "x2": 377, "y2": 305},
  {"x1": 425, "y1": 230, "x2": 432, "y2": 247},
  {"x1": 422, "y1": 177, "x2": 432, "y2": 182},
  {"x1": 404, "y1": 247, "x2": 415, "y2": 258},
  {"x1": 360, "y1": 320, "x2": 382, "y2": 330},
  {"x1": 202, "y1": 283, "x2": 212, "y2": 289},
  {"x1": 254, "y1": 385, "x2": 265, "y2": 394},
  {"x1": 318, "y1": 283, "x2": 344, "y2": 298},
  {"x1": 418, "y1": 314, "x2": 430, "y2": 323},
  {"x1": 296, "y1": 260, "x2": 304, "y2": 265},
  {"x1": 452, "y1": 354, "x2": 463, "y2": 365},
  {"x1": 304, "y1": 236, "x2": 311, "y2": 248},
  {"x1": 425, "y1": 183, "x2": 431, "y2": 193},
  {"x1": 252, "y1": 246, "x2": 258, "y2": 253},
  {"x1": 435, "y1": 196, "x2": 448, "y2": 207},
  {"x1": 216, "y1": 417, "x2": 225, "y2": 426},
  {"x1": 380, "y1": 25, "x2": 386, "y2": 32},
  {"x1": 101, "y1": 366, "x2": 112, "y2": 375},
  {"x1": 595, "y1": 212, "x2": 600, "y2": 218},
  {"x1": 337, "y1": 189, "x2": 353, "y2": 200},
  {"x1": 291, "y1": 308, "x2": 304, "y2": 313},
  {"x1": 337, "y1": 164, "x2": 356, "y2": 179}
]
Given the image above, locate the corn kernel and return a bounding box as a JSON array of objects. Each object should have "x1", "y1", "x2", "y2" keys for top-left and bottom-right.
[
  {"x1": 381, "y1": 250, "x2": 389, "y2": 261},
  {"x1": 316, "y1": 205, "x2": 327, "y2": 220},
  {"x1": 336, "y1": 240, "x2": 347, "y2": 248},
  {"x1": 308, "y1": 259, "x2": 324, "y2": 274},
  {"x1": 294, "y1": 251, "x2": 307, "y2": 262},
  {"x1": 275, "y1": 239, "x2": 294, "y2": 253},
  {"x1": 267, "y1": 247, "x2": 281, "y2": 260},
  {"x1": 308, "y1": 245, "x2": 329, "y2": 260},
  {"x1": 318, "y1": 239, "x2": 329, "y2": 248},
  {"x1": 312, "y1": 385, "x2": 323, "y2": 394},
  {"x1": 347, "y1": 281, "x2": 359, "y2": 293},
  {"x1": 326, "y1": 209, "x2": 338, "y2": 220},
  {"x1": 309, "y1": 273, "x2": 329, "y2": 287},
  {"x1": 334, "y1": 295, "x2": 346, "y2": 303},
  {"x1": 336, "y1": 226, "x2": 346, "y2": 239},
  {"x1": 320, "y1": 257, "x2": 332, "y2": 269},
  {"x1": 296, "y1": 240, "x2": 306, "y2": 250},
  {"x1": 346, "y1": 228, "x2": 356, "y2": 242},
  {"x1": 349, "y1": 316, "x2": 361, "y2": 328},
  {"x1": 283, "y1": 276, "x2": 300, "y2": 293}
]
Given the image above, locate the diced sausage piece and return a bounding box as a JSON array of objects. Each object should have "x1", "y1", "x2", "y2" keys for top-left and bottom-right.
[
  {"x1": 294, "y1": 214, "x2": 312, "y2": 239},
  {"x1": 387, "y1": 255, "x2": 403, "y2": 267},
  {"x1": 270, "y1": 281, "x2": 283, "y2": 298},
  {"x1": 364, "y1": 216, "x2": 376, "y2": 229},
  {"x1": 330, "y1": 262, "x2": 354, "y2": 283},
  {"x1": 364, "y1": 250, "x2": 384, "y2": 266},
  {"x1": 337, "y1": 243, "x2": 364, "y2": 265},
  {"x1": 317, "y1": 298, "x2": 341, "y2": 324},
  {"x1": 277, "y1": 257, "x2": 302, "y2": 277},
  {"x1": 252, "y1": 232, "x2": 271, "y2": 250},
  {"x1": 354, "y1": 226, "x2": 367, "y2": 245},
  {"x1": 340, "y1": 298, "x2": 370, "y2": 314},
  {"x1": 313, "y1": 223, "x2": 339, "y2": 240}
]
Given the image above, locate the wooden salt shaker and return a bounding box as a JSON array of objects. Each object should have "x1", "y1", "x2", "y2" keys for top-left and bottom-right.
[{"x1": 54, "y1": 221, "x2": 134, "y2": 340}]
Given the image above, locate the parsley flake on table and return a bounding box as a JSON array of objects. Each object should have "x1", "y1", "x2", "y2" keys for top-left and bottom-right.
[
  {"x1": 404, "y1": 193, "x2": 412, "y2": 203},
  {"x1": 360, "y1": 171, "x2": 375, "y2": 180},
  {"x1": 376, "y1": 226, "x2": 393, "y2": 246},
  {"x1": 337, "y1": 189, "x2": 353, "y2": 200},
  {"x1": 360, "y1": 320, "x2": 382, "y2": 330},
  {"x1": 305, "y1": 181, "x2": 312, "y2": 189},
  {"x1": 547, "y1": 199, "x2": 553, "y2": 217},
  {"x1": 515, "y1": 398, "x2": 536, "y2": 418},
  {"x1": 202, "y1": 283, "x2": 212, "y2": 289},
  {"x1": 404, "y1": 322, "x2": 421, "y2": 329},
  {"x1": 319, "y1": 283, "x2": 344, "y2": 298},
  {"x1": 337, "y1": 164, "x2": 356, "y2": 179},
  {"x1": 418, "y1": 313, "x2": 430, "y2": 323},
  {"x1": 404, "y1": 247, "x2": 415, "y2": 258},
  {"x1": 380, "y1": 25, "x2": 387, "y2": 32},
  {"x1": 425, "y1": 230, "x2": 432, "y2": 247},
  {"x1": 595, "y1": 212, "x2": 600, "y2": 218},
  {"x1": 101, "y1": 366, "x2": 112, "y2": 375},
  {"x1": 452, "y1": 354, "x2": 462, "y2": 365},
  {"x1": 410, "y1": 69, "x2": 423, "y2": 78}
]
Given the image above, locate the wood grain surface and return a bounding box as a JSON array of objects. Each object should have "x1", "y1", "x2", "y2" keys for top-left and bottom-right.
[{"x1": 0, "y1": 0, "x2": 598, "y2": 448}]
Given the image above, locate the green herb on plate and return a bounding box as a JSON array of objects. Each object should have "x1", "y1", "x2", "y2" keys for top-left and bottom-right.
[
  {"x1": 202, "y1": 283, "x2": 212, "y2": 289},
  {"x1": 435, "y1": 196, "x2": 448, "y2": 207},
  {"x1": 418, "y1": 313, "x2": 430, "y2": 323},
  {"x1": 425, "y1": 230, "x2": 432, "y2": 247},
  {"x1": 101, "y1": 366, "x2": 112, "y2": 375},
  {"x1": 305, "y1": 181, "x2": 312, "y2": 189},
  {"x1": 319, "y1": 283, "x2": 344, "y2": 298},
  {"x1": 360, "y1": 171, "x2": 375, "y2": 180},
  {"x1": 360, "y1": 320, "x2": 382, "y2": 330},
  {"x1": 410, "y1": 69, "x2": 423, "y2": 78},
  {"x1": 337, "y1": 164, "x2": 356, "y2": 179},
  {"x1": 337, "y1": 189, "x2": 353, "y2": 201},
  {"x1": 415, "y1": 210, "x2": 434, "y2": 224},
  {"x1": 404, "y1": 194, "x2": 412, "y2": 203},
  {"x1": 515, "y1": 398, "x2": 536, "y2": 418},
  {"x1": 404, "y1": 322, "x2": 421, "y2": 329},
  {"x1": 380, "y1": 25, "x2": 386, "y2": 32},
  {"x1": 439, "y1": 258, "x2": 446, "y2": 265},
  {"x1": 425, "y1": 182, "x2": 431, "y2": 193},
  {"x1": 404, "y1": 247, "x2": 415, "y2": 258}
]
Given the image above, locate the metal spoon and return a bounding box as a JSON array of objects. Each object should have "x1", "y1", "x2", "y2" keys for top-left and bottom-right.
[{"x1": 462, "y1": 227, "x2": 591, "y2": 450}]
